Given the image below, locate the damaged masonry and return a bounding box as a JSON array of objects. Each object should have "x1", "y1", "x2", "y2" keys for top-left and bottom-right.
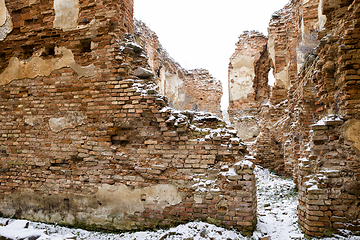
[
  {"x1": 0, "y1": 0, "x2": 255, "y2": 236},
  {"x1": 0, "y1": 0, "x2": 360, "y2": 238}
]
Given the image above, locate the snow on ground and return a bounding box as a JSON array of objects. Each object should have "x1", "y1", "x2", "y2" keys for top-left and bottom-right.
[
  {"x1": 253, "y1": 166, "x2": 303, "y2": 239},
  {"x1": 1, "y1": 166, "x2": 360, "y2": 240}
]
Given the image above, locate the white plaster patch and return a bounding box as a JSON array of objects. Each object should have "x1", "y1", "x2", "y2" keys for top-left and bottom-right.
[
  {"x1": 268, "y1": 35, "x2": 276, "y2": 67},
  {"x1": 0, "y1": 0, "x2": 12, "y2": 41},
  {"x1": 70, "y1": 63, "x2": 95, "y2": 78},
  {"x1": 229, "y1": 55, "x2": 255, "y2": 101},
  {"x1": 234, "y1": 117, "x2": 260, "y2": 140},
  {"x1": 24, "y1": 116, "x2": 43, "y2": 127},
  {"x1": 0, "y1": 0, "x2": 6, "y2": 25},
  {"x1": 158, "y1": 67, "x2": 166, "y2": 96},
  {"x1": 95, "y1": 184, "x2": 182, "y2": 217},
  {"x1": 318, "y1": 0, "x2": 327, "y2": 30},
  {"x1": 49, "y1": 111, "x2": 86, "y2": 133},
  {"x1": 164, "y1": 70, "x2": 185, "y2": 106},
  {"x1": 53, "y1": 0, "x2": 80, "y2": 31},
  {"x1": 275, "y1": 63, "x2": 290, "y2": 90}
]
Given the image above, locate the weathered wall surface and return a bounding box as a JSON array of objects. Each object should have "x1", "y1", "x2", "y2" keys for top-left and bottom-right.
[
  {"x1": 296, "y1": 0, "x2": 360, "y2": 236},
  {"x1": 134, "y1": 20, "x2": 223, "y2": 118},
  {"x1": 0, "y1": 0, "x2": 256, "y2": 234},
  {"x1": 228, "y1": 0, "x2": 360, "y2": 236},
  {"x1": 228, "y1": 31, "x2": 270, "y2": 141},
  {"x1": 230, "y1": 0, "x2": 360, "y2": 236}
]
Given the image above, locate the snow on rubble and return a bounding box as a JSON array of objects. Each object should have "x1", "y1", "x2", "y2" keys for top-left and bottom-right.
[
  {"x1": 161, "y1": 107, "x2": 243, "y2": 147},
  {"x1": 1, "y1": 166, "x2": 360, "y2": 240}
]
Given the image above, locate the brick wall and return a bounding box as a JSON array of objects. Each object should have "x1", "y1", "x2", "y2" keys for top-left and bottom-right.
[
  {"x1": 228, "y1": 0, "x2": 360, "y2": 236},
  {"x1": 297, "y1": 0, "x2": 360, "y2": 236},
  {"x1": 0, "y1": 0, "x2": 256, "y2": 234}
]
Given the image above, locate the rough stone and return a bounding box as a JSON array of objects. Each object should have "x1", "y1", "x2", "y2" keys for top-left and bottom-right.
[{"x1": 133, "y1": 67, "x2": 154, "y2": 78}]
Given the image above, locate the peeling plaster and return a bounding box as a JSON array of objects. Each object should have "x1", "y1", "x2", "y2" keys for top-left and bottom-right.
[
  {"x1": 318, "y1": 0, "x2": 327, "y2": 30},
  {"x1": 234, "y1": 117, "x2": 260, "y2": 140},
  {"x1": 49, "y1": 111, "x2": 86, "y2": 133},
  {"x1": 0, "y1": 184, "x2": 182, "y2": 228},
  {"x1": 53, "y1": 0, "x2": 80, "y2": 31},
  {"x1": 229, "y1": 55, "x2": 255, "y2": 101},
  {"x1": 95, "y1": 184, "x2": 182, "y2": 218},
  {"x1": 344, "y1": 119, "x2": 360, "y2": 151},
  {"x1": 275, "y1": 63, "x2": 290, "y2": 90},
  {"x1": 0, "y1": 0, "x2": 13, "y2": 41},
  {"x1": 24, "y1": 116, "x2": 43, "y2": 127},
  {"x1": 164, "y1": 70, "x2": 185, "y2": 104},
  {"x1": 70, "y1": 63, "x2": 96, "y2": 78},
  {"x1": 29, "y1": 0, "x2": 37, "y2": 6},
  {"x1": 0, "y1": 47, "x2": 95, "y2": 86},
  {"x1": 268, "y1": 35, "x2": 276, "y2": 67},
  {"x1": 0, "y1": 0, "x2": 6, "y2": 25}
]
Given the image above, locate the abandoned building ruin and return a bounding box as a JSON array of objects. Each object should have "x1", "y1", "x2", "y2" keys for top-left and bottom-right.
[
  {"x1": 229, "y1": 0, "x2": 360, "y2": 236},
  {"x1": 0, "y1": 0, "x2": 256, "y2": 235},
  {"x1": 0, "y1": 0, "x2": 359, "y2": 238}
]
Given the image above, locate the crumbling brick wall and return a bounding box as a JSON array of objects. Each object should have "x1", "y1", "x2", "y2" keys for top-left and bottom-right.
[
  {"x1": 228, "y1": 31, "x2": 270, "y2": 142},
  {"x1": 134, "y1": 20, "x2": 223, "y2": 118},
  {"x1": 0, "y1": 0, "x2": 256, "y2": 234},
  {"x1": 264, "y1": 0, "x2": 360, "y2": 235},
  {"x1": 228, "y1": 0, "x2": 360, "y2": 236},
  {"x1": 297, "y1": 0, "x2": 360, "y2": 236}
]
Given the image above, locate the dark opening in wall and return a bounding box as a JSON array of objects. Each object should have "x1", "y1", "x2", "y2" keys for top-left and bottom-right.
[
  {"x1": 41, "y1": 46, "x2": 55, "y2": 57},
  {"x1": 0, "y1": 52, "x2": 6, "y2": 70},
  {"x1": 20, "y1": 45, "x2": 34, "y2": 60},
  {"x1": 111, "y1": 124, "x2": 133, "y2": 146},
  {"x1": 109, "y1": 20, "x2": 118, "y2": 32},
  {"x1": 79, "y1": 39, "x2": 92, "y2": 53}
]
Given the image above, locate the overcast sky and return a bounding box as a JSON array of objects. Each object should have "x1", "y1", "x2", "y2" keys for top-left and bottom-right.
[{"x1": 134, "y1": 0, "x2": 289, "y2": 110}]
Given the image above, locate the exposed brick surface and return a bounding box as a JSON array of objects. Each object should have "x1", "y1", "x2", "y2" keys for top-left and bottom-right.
[
  {"x1": 228, "y1": 0, "x2": 360, "y2": 236},
  {"x1": 0, "y1": 0, "x2": 256, "y2": 234}
]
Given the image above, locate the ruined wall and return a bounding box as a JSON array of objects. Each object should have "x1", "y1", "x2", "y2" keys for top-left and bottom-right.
[
  {"x1": 134, "y1": 20, "x2": 223, "y2": 118},
  {"x1": 296, "y1": 0, "x2": 360, "y2": 236},
  {"x1": 228, "y1": 0, "x2": 360, "y2": 236},
  {"x1": 267, "y1": 0, "x2": 360, "y2": 235},
  {"x1": 242, "y1": 0, "x2": 360, "y2": 236},
  {"x1": 0, "y1": 0, "x2": 256, "y2": 234},
  {"x1": 228, "y1": 31, "x2": 270, "y2": 141}
]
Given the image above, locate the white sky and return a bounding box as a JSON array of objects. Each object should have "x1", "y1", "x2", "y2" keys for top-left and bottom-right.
[{"x1": 134, "y1": 0, "x2": 289, "y2": 110}]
